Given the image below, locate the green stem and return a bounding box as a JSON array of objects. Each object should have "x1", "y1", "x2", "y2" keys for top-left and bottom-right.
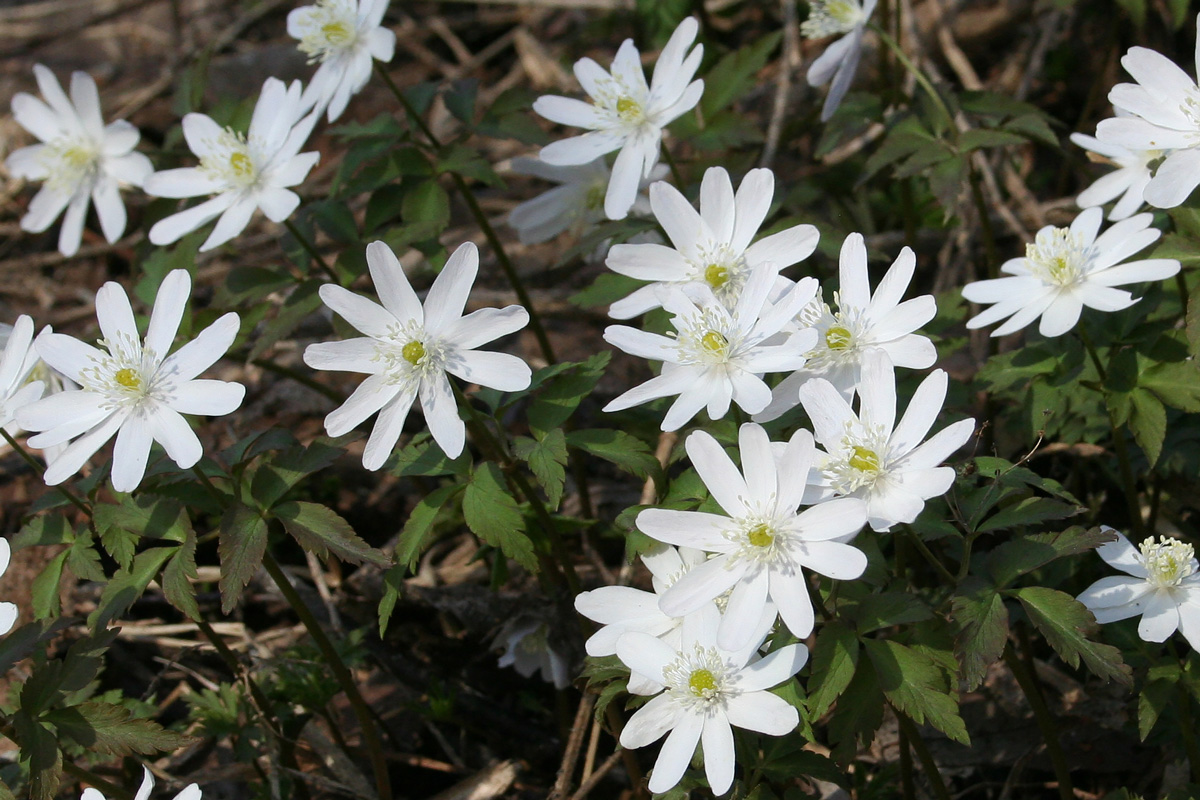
[
  {"x1": 283, "y1": 219, "x2": 340, "y2": 284},
  {"x1": 252, "y1": 358, "x2": 346, "y2": 404},
  {"x1": 903, "y1": 527, "x2": 957, "y2": 585},
  {"x1": 191, "y1": 465, "x2": 227, "y2": 506},
  {"x1": 374, "y1": 65, "x2": 557, "y2": 365},
  {"x1": 893, "y1": 711, "x2": 952, "y2": 800},
  {"x1": 1, "y1": 428, "x2": 92, "y2": 515},
  {"x1": 1078, "y1": 324, "x2": 1143, "y2": 537},
  {"x1": 870, "y1": 25, "x2": 956, "y2": 132},
  {"x1": 968, "y1": 165, "x2": 998, "y2": 280},
  {"x1": 1004, "y1": 641, "x2": 1073, "y2": 800},
  {"x1": 1178, "y1": 681, "x2": 1200, "y2": 784},
  {"x1": 262, "y1": 551, "x2": 392, "y2": 800},
  {"x1": 898, "y1": 723, "x2": 916, "y2": 800}
]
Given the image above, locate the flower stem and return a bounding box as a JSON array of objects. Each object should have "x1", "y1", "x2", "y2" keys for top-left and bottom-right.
[
  {"x1": 1078, "y1": 323, "x2": 1144, "y2": 538},
  {"x1": 897, "y1": 723, "x2": 916, "y2": 800},
  {"x1": 283, "y1": 219, "x2": 340, "y2": 284},
  {"x1": 893, "y1": 711, "x2": 952, "y2": 800},
  {"x1": 1177, "y1": 680, "x2": 1200, "y2": 784},
  {"x1": 0, "y1": 428, "x2": 92, "y2": 515},
  {"x1": 374, "y1": 65, "x2": 557, "y2": 365},
  {"x1": 869, "y1": 25, "x2": 957, "y2": 133},
  {"x1": 261, "y1": 550, "x2": 392, "y2": 800},
  {"x1": 968, "y1": 165, "x2": 998, "y2": 280},
  {"x1": 903, "y1": 527, "x2": 957, "y2": 585},
  {"x1": 1003, "y1": 640, "x2": 1073, "y2": 800}
]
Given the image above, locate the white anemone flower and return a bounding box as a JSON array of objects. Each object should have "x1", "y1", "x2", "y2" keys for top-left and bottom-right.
[
  {"x1": 0, "y1": 539, "x2": 17, "y2": 635},
  {"x1": 506, "y1": 156, "x2": 664, "y2": 245},
  {"x1": 961, "y1": 206, "x2": 1180, "y2": 338},
  {"x1": 1077, "y1": 526, "x2": 1200, "y2": 651},
  {"x1": 533, "y1": 17, "x2": 704, "y2": 220},
  {"x1": 82, "y1": 766, "x2": 201, "y2": 800},
  {"x1": 798, "y1": 350, "x2": 975, "y2": 532},
  {"x1": 804, "y1": 0, "x2": 878, "y2": 122},
  {"x1": 1095, "y1": 28, "x2": 1200, "y2": 209},
  {"x1": 0, "y1": 319, "x2": 77, "y2": 464},
  {"x1": 16, "y1": 270, "x2": 245, "y2": 493},
  {"x1": 607, "y1": 167, "x2": 819, "y2": 319},
  {"x1": 6, "y1": 65, "x2": 153, "y2": 257},
  {"x1": 603, "y1": 268, "x2": 819, "y2": 430},
  {"x1": 615, "y1": 620, "x2": 807, "y2": 794},
  {"x1": 288, "y1": 0, "x2": 396, "y2": 122},
  {"x1": 1070, "y1": 132, "x2": 1161, "y2": 221},
  {"x1": 494, "y1": 618, "x2": 572, "y2": 689},
  {"x1": 0, "y1": 316, "x2": 46, "y2": 438},
  {"x1": 756, "y1": 232, "x2": 936, "y2": 422},
  {"x1": 144, "y1": 78, "x2": 320, "y2": 252},
  {"x1": 304, "y1": 241, "x2": 532, "y2": 467},
  {"x1": 641, "y1": 424, "x2": 869, "y2": 649}
]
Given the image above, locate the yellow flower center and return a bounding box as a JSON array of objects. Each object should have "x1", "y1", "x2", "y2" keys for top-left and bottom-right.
[
  {"x1": 848, "y1": 445, "x2": 880, "y2": 473},
  {"x1": 688, "y1": 669, "x2": 717, "y2": 696},
  {"x1": 825, "y1": 325, "x2": 853, "y2": 350},
  {"x1": 321, "y1": 20, "x2": 351, "y2": 45},
  {"x1": 746, "y1": 523, "x2": 774, "y2": 548},
  {"x1": 615, "y1": 96, "x2": 642, "y2": 123},
  {"x1": 114, "y1": 368, "x2": 141, "y2": 391},
  {"x1": 1140, "y1": 536, "x2": 1196, "y2": 588},
  {"x1": 704, "y1": 264, "x2": 730, "y2": 289},
  {"x1": 402, "y1": 340, "x2": 426, "y2": 366},
  {"x1": 229, "y1": 151, "x2": 253, "y2": 177},
  {"x1": 700, "y1": 330, "x2": 728, "y2": 356}
]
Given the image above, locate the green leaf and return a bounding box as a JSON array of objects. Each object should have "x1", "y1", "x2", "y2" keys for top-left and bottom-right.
[
  {"x1": 162, "y1": 526, "x2": 200, "y2": 621},
  {"x1": 1139, "y1": 662, "x2": 1181, "y2": 740},
  {"x1": 567, "y1": 429, "x2": 662, "y2": 483},
  {"x1": 951, "y1": 579, "x2": 1009, "y2": 691},
  {"x1": 851, "y1": 592, "x2": 933, "y2": 634},
  {"x1": 45, "y1": 701, "x2": 190, "y2": 756},
  {"x1": 958, "y1": 128, "x2": 1029, "y2": 152},
  {"x1": 462, "y1": 462, "x2": 536, "y2": 571},
  {"x1": 30, "y1": 551, "x2": 68, "y2": 619},
  {"x1": 444, "y1": 79, "x2": 479, "y2": 125},
  {"x1": 1129, "y1": 387, "x2": 1166, "y2": 466},
  {"x1": 827, "y1": 658, "x2": 886, "y2": 762},
  {"x1": 274, "y1": 501, "x2": 389, "y2": 566},
  {"x1": 1188, "y1": 291, "x2": 1200, "y2": 358},
  {"x1": 569, "y1": 273, "x2": 646, "y2": 309},
  {"x1": 806, "y1": 622, "x2": 859, "y2": 720},
  {"x1": 864, "y1": 639, "x2": 970, "y2": 744},
  {"x1": 700, "y1": 32, "x2": 783, "y2": 117},
  {"x1": 250, "y1": 438, "x2": 344, "y2": 510},
  {"x1": 91, "y1": 547, "x2": 176, "y2": 627},
  {"x1": 985, "y1": 526, "x2": 1116, "y2": 587},
  {"x1": 12, "y1": 514, "x2": 75, "y2": 548},
  {"x1": 1140, "y1": 361, "x2": 1200, "y2": 413},
  {"x1": 527, "y1": 352, "x2": 610, "y2": 435},
  {"x1": 249, "y1": 279, "x2": 323, "y2": 361},
  {"x1": 976, "y1": 496, "x2": 1083, "y2": 534},
  {"x1": 395, "y1": 484, "x2": 463, "y2": 570},
  {"x1": 514, "y1": 429, "x2": 568, "y2": 510},
  {"x1": 0, "y1": 618, "x2": 73, "y2": 676},
  {"x1": 310, "y1": 199, "x2": 359, "y2": 243},
  {"x1": 402, "y1": 179, "x2": 451, "y2": 237},
  {"x1": 392, "y1": 434, "x2": 472, "y2": 477},
  {"x1": 1014, "y1": 586, "x2": 1132, "y2": 686},
  {"x1": 218, "y1": 503, "x2": 269, "y2": 613},
  {"x1": 378, "y1": 563, "x2": 407, "y2": 637}
]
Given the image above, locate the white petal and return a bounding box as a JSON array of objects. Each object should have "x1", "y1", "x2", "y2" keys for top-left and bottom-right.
[
  {"x1": 424, "y1": 242, "x2": 478, "y2": 334},
  {"x1": 620, "y1": 693, "x2": 683, "y2": 748},
  {"x1": 319, "y1": 285, "x2": 397, "y2": 338},
  {"x1": 149, "y1": 194, "x2": 236, "y2": 246},
  {"x1": 420, "y1": 373, "x2": 464, "y2": 457},
  {"x1": 200, "y1": 197, "x2": 258, "y2": 252},
  {"x1": 442, "y1": 306, "x2": 529, "y2": 350},
  {"x1": 168, "y1": 380, "x2": 245, "y2": 417},
  {"x1": 686, "y1": 429, "x2": 750, "y2": 516},
  {"x1": 362, "y1": 388, "x2": 416, "y2": 471},
  {"x1": 110, "y1": 415, "x2": 154, "y2": 492},
  {"x1": 743, "y1": 225, "x2": 819, "y2": 270},
  {"x1": 739, "y1": 644, "x2": 808, "y2": 691},
  {"x1": 145, "y1": 270, "x2": 190, "y2": 358},
  {"x1": 724, "y1": 690, "x2": 800, "y2": 735},
  {"x1": 1138, "y1": 590, "x2": 1181, "y2": 642},
  {"x1": 701, "y1": 716, "x2": 736, "y2": 795},
  {"x1": 647, "y1": 713, "x2": 703, "y2": 795},
  {"x1": 95, "y1": 281, "x2": 138, "y2": 347},
  {"x1": 615, "y1": 632, "x2": 677, "y2": 686},
  {"x1": 446, "y1": 350, "x2": 531, "y2": 392},
  {"x1": 304, "y1": 338, "x2": 383, "y2": 374},
  {"x1": 147, "y1": 405, "x2": 203, "y2": 469},
  {"x1": 159, "y1": 312, "x2": 240, "y2": 383}
]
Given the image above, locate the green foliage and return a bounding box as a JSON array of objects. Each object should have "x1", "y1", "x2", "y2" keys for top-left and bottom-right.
[
  {"x1": 951, "y1": 579, "x2": 1009, "y2": 691},
  {"x1": 1014, "y1": 586, "x2": 1132, "y2": 686},
  {"x1": 273, "y1": 501, "x2": 389, "y2": 566},
  {"x1": 219, "y1": 503, "x2": 269, "y2": 613},
  {"x1": 699, "y1": 32, "x2": 782, "y2": 118},
  {"x1": 863, "y1": 639, "x2": 969, "y2": 744},
  {"x1": 514, "y1": 428, "x2": 569, "y2": 510},
  {"x1": 463, "y1": 462, "x2": 537, "y2": 571}
]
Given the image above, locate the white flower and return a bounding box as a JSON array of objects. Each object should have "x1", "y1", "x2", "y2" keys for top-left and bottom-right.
[
  {"x1": 804, "y1": 0, "x2": 878, "y2": 122},
  {"x1": 961, "y1": 206, "x2": 1180, "y2": 337},
  {"x1": 640, "y1": 424, "x2": 868, "y2": 649},
  {"x1": 495, "y1": 618, "x2": 572, "y2": 689},
  {"x1": 1070, "y1": 132, "x2": 1161, "y2": 221},
  {"x1": 0, "y1": 316, "x2": 46, "y2": 437},
  {"x1": 755, "y1": 232, "x2": 936, "y2": 422},
  {"x1": 6, "y1": 64, "x2": 153, "y2": 257},
  {"x1": 533, "y1": 17, "x2": 704, "y2": 220},
  {"x1": 144, "y1": 78, "x2": 320, "y2": 252},
  {"x1": 507, "y1": 156, "x2": 664, "y2": 245},
  {"x1": 798, "y1": 350, "x2": 974, "y2": 532},
  {"x1": 81, "y1": 766, "x2": 201, "y2": 800},
  {"x1": 606, "y1": 167, "x2": 819, "y2": 319},
  {"x1": 603, "y1": 268, "x2": 818, "y2": 430},
  {"x1": 615, "y1": 625, "x2": 806, "y2": 795},
  {"x1": 16, "y1": 270, "x2": 245, "y2": 493},
  {"x1": 1095, "y1": 30, "x2": 1200, "y2": 209},
  {"x1": 288, "y1": 0, "x2": 395, "y2": 122},
  {"x1": 0, "y1": 319, "x2": 77, "y2": 464},
  {"x1": 304, "y1": 241, "x2": 531, "y2": 467},
  {"x1": 0, "y1": 539, "x2": 17, "y2": 635},
  {"x1": 1077, "y1": 527, "x2": 1200, "y2": 651}
]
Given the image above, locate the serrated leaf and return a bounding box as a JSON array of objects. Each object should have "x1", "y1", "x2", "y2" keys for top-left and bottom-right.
[
  {"x1": 976, "y1": 496, "x2": 1083, "y2": 534},
  {"x1": 700, "y1": 32, "x2": 783, "y2": 117},
  {"x1": 218, "y1": 503, "x2": 268, "y2": 613},
  {"x1": 250, "y1": 438, "x2": 344, "y2": 510},
  {"x1": 444, "y1": 79, "x2": 479, "y2": 124},
  {"x1": 527, "y1": 353, "x2": 609, "y2": 435},
  {"x1": 951, "y1": 579, "x2": 1009, "y2": 691},
  {"x1": 985, "y1": 526, "x2": 1116, "y2": 588},
  {"x1": 1129, "y1": 387, "x2": 1166, "y2": 466},
  {"x1": 249, "y1": 279, "x2": 323, "y2": 361},
  {"x1": 1014, "y1": 586, "x2": 1132, "y2": 686},
  {"x1": 567, "y1": 429, "x2": 662, "y2": 483},
  {"x1": 395, "y1": 484, "x2": 463, "y2": 570},
  {"x1": 1140, "y1": 361, "x2": 1200, "y2": 412},
  {"x1": 12, "y1": 514, "x2": 74, "y2": 549},
  {"x1": 162, "y1": 526, "x2": 200, "y2": 620},
  {"x1": 66, "y1": 530, "x2": 105, "y2": 582},
  {"x1": 274, "y1": 501, "x2": 389, "y2": 566},
  {"x1": 0, "y1": 618, "x2": 72, "y2": 676},
  {"x1": 462, "y1": 462, "x2": 536, "y2": 571},
  {"x1": 30, "y1": 551, "x2": 67, "y2": 619},
  {"x1": 91, "y1": 547, "x2": 176, "y2": 627},
  {"x1": 378, "y1": 563, "x2": 407, "y2": 637},
  {"x1": 45, "y1": 701, "x2": 190, "y2": 756},
  {"x1": 514, "y1": 429, "x2": 568, "y2": 510},
  {"x1": 864, "y1": 639, "x2": 970, "y2": 744},
  {"x1": 827, "y1": 658, "x2": 885, "y2": 762},
  {"x1": 851, "y1": 592, "x2": 932, "y2": 634},
  {"x1": 1139, "y1": 664, "x2": 1179, "y2": 740},
  {"x1": 806, "y1": 622, "x2": 860, "y2": 720},
  {"x1": 1187, "y1": 293, "x2": 1200, "y2": 357},
  {"x1": 392, "y1": 435, "x2": 472, "y2": 477}
]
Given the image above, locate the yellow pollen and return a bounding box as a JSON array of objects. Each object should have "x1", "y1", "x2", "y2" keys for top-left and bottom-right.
[
  {"x1": 402, "y1": 340, "x2": 426, "y2": 366},
  {"x1": 704, "y1": 264, "x2": 730, "y2": 289},
  {"x1": 849, "y1": 445, "x2": 880, "y2": 472},
  {"x1": 825, "y1": 325, "x2": 853, "y2": 350},
  {"x1": 688, "y1": 669, "x2": 717, "y2": 696},
  {"x1": 615, "y1": 96, "x2": 641, "y2": 121},
  {"x1": 747, "y1": 523, "x2": 774, "y2": 548},
  {"x1": 62, "y1": 145, "x2": 93, "y2": 169},
  {"x1": 700, "y1": 330, "x2": 728, "y2": 355},
  {"x1": 322, "y1": 20, "x2": 351, "y2": 44},
  {"x1": 229, "y1": 151, "x2": 253, "y2": 177},
  {"x1": 114, "y1": 368, "x2": 141, "y2": 390}
]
